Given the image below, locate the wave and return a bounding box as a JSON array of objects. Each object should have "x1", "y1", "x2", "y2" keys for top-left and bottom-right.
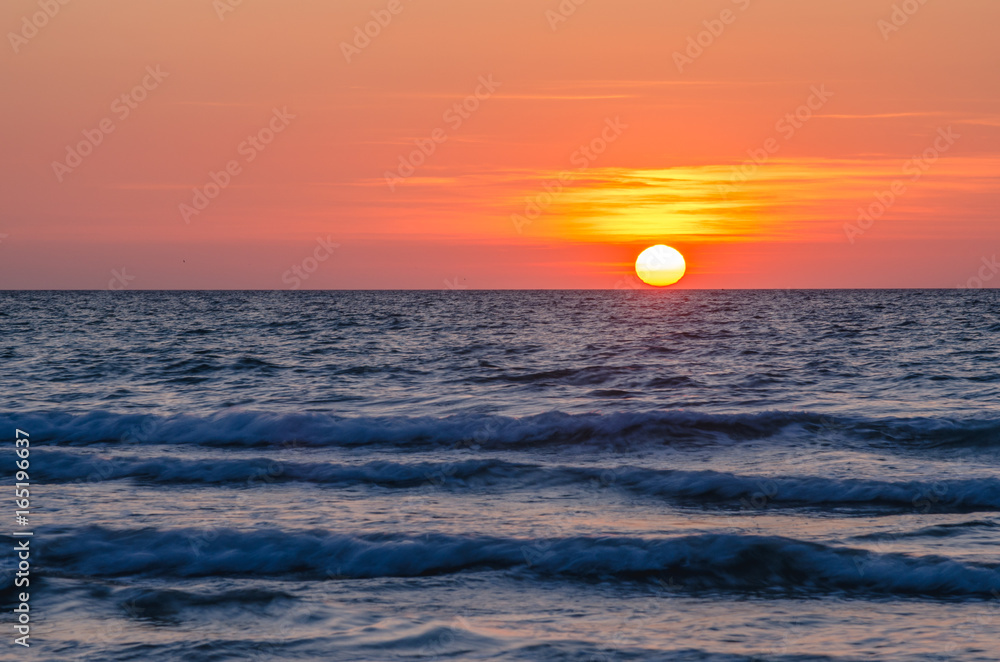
[
  {"x1": 40, "y1": 451, "x2": 525, "y2": 488},
  {"x1": 113, "y1": 587, "x2": 295, "y2": 621},
  {"x1": 3, "y1": 409, "x2": 815, "y2": 448},
  {"x1": 34, "y1": 528, "x2": 1000, "y2": 597},
  {"x1": 39, "y1": 451, "x2": 1000, "y2": 512},
  {"x1": 10, "y1": 409, "x2": 1000, "y2": 450},
  {"x1": 853, "y1": 520, "x2": 1000, "y2": 540}
]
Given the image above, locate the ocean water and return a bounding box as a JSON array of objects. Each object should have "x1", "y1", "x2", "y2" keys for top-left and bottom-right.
[{"x1": 3, "y1": 289, "x2": 1000, "y2": 661}]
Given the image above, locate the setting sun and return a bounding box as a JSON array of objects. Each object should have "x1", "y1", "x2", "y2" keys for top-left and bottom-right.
[{"x1": 635, "y1": 245, "x2": 687, "y2": 287}]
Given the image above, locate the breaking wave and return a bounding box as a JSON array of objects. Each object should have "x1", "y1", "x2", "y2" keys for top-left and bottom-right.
[
  {"x1": 38, "y1": 451, "x2": 1000, "y2": 512},
  {"x1": 9, "y1": 409, "x2": 1000, "y2": 449},
  {"x1": 35, "y1": 528, "x2": 1000, "y2": 598}
]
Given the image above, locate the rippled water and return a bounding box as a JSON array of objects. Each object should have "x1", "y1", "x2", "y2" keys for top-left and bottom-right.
[{"x1": 3, "y1": 290, "x2": 999, "y2": 661}]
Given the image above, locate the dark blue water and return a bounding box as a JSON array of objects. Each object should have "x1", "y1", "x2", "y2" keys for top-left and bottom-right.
[{"x1": 3, "y1": 290, "x2": 999, "y2": 661}]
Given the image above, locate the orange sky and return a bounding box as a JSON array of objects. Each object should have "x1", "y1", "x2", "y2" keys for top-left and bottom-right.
[{"x1": 2, "y1": 0, "x2": 998, "y2": 289}]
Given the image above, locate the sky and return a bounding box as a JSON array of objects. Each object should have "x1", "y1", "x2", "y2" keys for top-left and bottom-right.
[{"x1": 1, "y1": 0, "x2": 999, "y2": 289}]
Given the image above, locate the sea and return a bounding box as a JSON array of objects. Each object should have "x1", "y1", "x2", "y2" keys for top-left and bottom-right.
[{"x1": 2, "y1": 289, "x2": 999, "y2": 661}]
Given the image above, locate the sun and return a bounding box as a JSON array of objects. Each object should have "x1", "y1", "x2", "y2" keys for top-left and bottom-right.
[{"x1": 635, "y1": 245, "x2": 686, "y2": 287}]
